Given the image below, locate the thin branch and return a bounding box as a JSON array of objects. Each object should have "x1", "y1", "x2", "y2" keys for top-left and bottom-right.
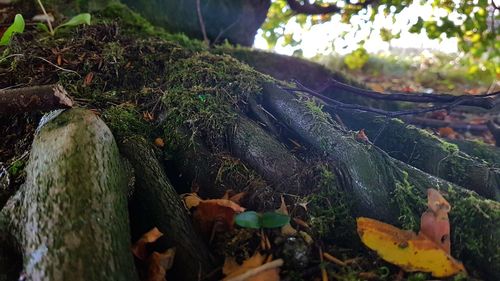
[
  {"x1": 402, "y1": 116, "x2": 488, "y2": 132},
  {"x1": 286, "y1": 0, "x2": 375, "y2": 15},
  {"x1": 0, "y1": 84, "x2": 73, "y2": 115},
  {"x1": 196, "y1": 0, "x2": 209, "y2": 44},
  {"x1": 322, "y1": 78, "x2": 500, "y2": 109},
  {"x1": 286, "y1": 0, "x2": 340, "y2": 14},
  {"x1": 282, "y1": 82, "x2": 487, "y2": 118}
]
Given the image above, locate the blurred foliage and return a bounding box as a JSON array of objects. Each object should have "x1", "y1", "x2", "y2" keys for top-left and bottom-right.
[
  {"x1": 261, "y1": 0, "x2": 499, "y2": 61},
  {"x1": 315, "y1": 49, "x2": 496, "y2": 90}
]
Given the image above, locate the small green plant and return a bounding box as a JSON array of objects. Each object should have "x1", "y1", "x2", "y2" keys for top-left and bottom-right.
[
  {"x1": 235, "y1": 211, "x2": 290, "y2": 229},
  {"x1": 37, "y1": 13, "x2": 91, "y2": 36},
  {"x1": 36, "y1": 0, "x2": 91, "y2": 36},
  {"x1": 0, "y1": 14, "x2": 25, "y2": 46}
]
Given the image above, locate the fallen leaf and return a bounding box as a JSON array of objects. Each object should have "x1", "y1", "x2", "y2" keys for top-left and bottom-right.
[
  {"x1": 420, "y1": 188, "x2": 451, "y2": 253},
  {"x1": 181, "y1": 192, "x2": 202, "y2": 209},
  {"x1": 357, "y1": 217, "x2": 465, "y2": 277},
  {"x1": 146, "y1": 248, "x2": 176, "y2": 281},
  {"x1": 193, "y1": 199, "x2": 245, "y2": 235},
  {"x1": 277, "y1": 196, "x2": 297, "y2": 236},
  {"x1": 438, "y1": 127, "x2": 457, "y2": 139},
  {"x1": 356, "y1": 129, "x2": 369, "y2": 142},
  {"x1": 83, "y1": 72, "x2": 94, "y2": 87},
  {"x1": 132, "y1": 227, "x2": 163, "y2": 260},
  {"x1": 154, "y1": 137, "x2": 165, "y2": 148}
]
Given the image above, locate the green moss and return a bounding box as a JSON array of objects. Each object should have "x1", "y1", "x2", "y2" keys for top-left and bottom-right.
[
  {"x1": 391, "y1": 171, "x2": 426, "y2": 231},
  {"x1": 102, "y1": 104, "x2": 152, "y2": 139},
  {"x1": 7, "y1": 159, "x2": 25, "y2": 177},
  {"x1": 161, "y1": 51, "x2": 266, "y2": 151},
  {"x1": 445, "y1": 186, "x2": 500, "y2": 266},
  {"x1": 307, "y1": 165, "x2": 356, "y2": 244}
]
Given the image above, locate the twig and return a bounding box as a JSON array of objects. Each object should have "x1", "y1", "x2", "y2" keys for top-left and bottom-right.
[
  {"x1": 282, "y1": 83, "x2": 475, "y2": 118},
  {"x1": 0, "y1": 84, "x2": 73, "y2": 115},
  {"x1": 224, "y1": 259, "x2": 283, "y2": 281},
  {"x1": 402, "y1": 116, "x2": 488, "y2": 132},
  {"x1": 196, "y1": 0, "x2": 209, "y2": 44},
  {"x1": 323, "y1": 252, "x2": 347, "y2": 267},
  {"x1": 36, "y1": 0, "x2": 54, "y2": 35},
  {"x1": 320, "y1": 78, "x2": 500, "y2": 109},
  {"x1": 34, "y1": 56, "x2": 81, "y2": 77}
]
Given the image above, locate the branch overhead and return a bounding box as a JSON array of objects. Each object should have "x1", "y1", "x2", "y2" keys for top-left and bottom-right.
[{"x1": 286, "y1": 0, "x2": 376, "y2": 15}]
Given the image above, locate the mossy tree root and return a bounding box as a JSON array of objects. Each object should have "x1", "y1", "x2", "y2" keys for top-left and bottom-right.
[
  {"x1": 262, "y1": 83, "x2": 500, "y2": 280},
  {"x1": 0, "y1": 109, "x2": 138, "y2": 281},
  {"x1": 118, "y1": 136, "x2": 214, "y2": 281},
  {"x1": 335, "y1": 109, "x2": 500, "y2": 200}
]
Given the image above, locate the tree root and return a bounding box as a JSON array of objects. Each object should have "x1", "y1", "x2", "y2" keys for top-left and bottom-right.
[
  {"x1": 0, "y1": 109, "x2": 137, "y2": 280},
  {"x1": 335, "y1": 109, "x2": 500, "y2": 200},
  {"x1": 118, "y1": 136, "x2": 214, "y2": 281}
]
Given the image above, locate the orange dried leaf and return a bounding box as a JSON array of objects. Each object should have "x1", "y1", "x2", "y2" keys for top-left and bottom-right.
[
  {"x1": 146, "y1": 248, "x2": 176, "y2": 281},
  {"x1": 438, "y1": 127, "x2": 456, "y2": 138},
  {"x1": 182, "y1": 193, "x2": 202, "y2": 209},
  {"x1": 357, "y1": 217, "x2": 465, "y2": 277},
  {"x1": 154, "y1": 137, "x2": 165, "y2": 148},
  {"x1": 420, "y1": 188, "x2": 451, "y2": 253},
  {"x1": 203, "y1": 199, "x2": 245, "y2": 213},
  {"x1": 132, "y1": 227, "x2": 163, "y2": 260},
  {"x1": 192, "y1": 200, "x2": 244, "y2": 235},
  {"x1": 356, "y1": 129, "x2": 369, "y2": 142}
]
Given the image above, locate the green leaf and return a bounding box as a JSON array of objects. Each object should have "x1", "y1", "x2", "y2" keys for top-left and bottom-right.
[
  {"x1": 261, "y1": 212, "x2": 290, "y2": 228},
  {"x1": 235, "y1": 211, "x2": 261, "y2": 229},
  {"x1": 54, "y1": 13, "x2": 91, "y2": 33},
  {"x1": 0, "y1": 14, "x2": 25, "y2": 46},
  {"x1": 36, "y1": 22, "x2": 50, "y2": 33}
]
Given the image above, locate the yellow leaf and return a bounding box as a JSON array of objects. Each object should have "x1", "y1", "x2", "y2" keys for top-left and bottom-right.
[{"x1": 357, "y1": 217, "x2": 465, "y2": 278}]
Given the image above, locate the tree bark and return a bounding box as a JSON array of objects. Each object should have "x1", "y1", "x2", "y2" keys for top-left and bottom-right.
[
  {"x1": 121, "y1": 0, "x2": 271, "y2": 46},
  {"x1": 0, "y1": 109, "x2": 138, "y2": 281}
]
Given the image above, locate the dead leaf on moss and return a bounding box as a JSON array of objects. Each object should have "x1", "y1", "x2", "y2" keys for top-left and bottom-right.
[
  {"x1": 420, "y1": 188, "x2": 451, "y2": 253},
  {"x1": 357, "y1": 217, "x2": 465, "y2": 277}
]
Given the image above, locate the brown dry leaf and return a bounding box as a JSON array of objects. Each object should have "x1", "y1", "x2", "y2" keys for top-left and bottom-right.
[
  {"x1": 132, "y1": 227, "x2": 163, "y2": 260},
  {"x1": 182, "y1": 193, "x2": 203, "y2": 209},
  {"x1": 277, "y1": 196, "x2": 297, "y2": 236},
  {"x1": 203, "y1": 199, "x2": 246, "y2": 212},
  {"x1": 357, "y1": 217, "x2": 465, "y2": 277},
  {"x1": 420, "y1": 188, "x2": 451, "y2": 253},
  {"x1": 192, "y1": 199, "x2": 245, "y2": 235},
  {"x1": 438, "y1": 127, "x2": 457, "y2": 139},
  {"x1": 223, "y1": 252, "x2": 281, "y2": 281},
  {"x1": 356, "y1": 129, "x2": 369, "y2": 142},
  {"x1": 83, "y1": 72, "x2": 94, "y2": 87},
  {"x1": 146, "y1": 248, "x2": 176, "y2": 281},
  {"x1": 368, "y1": 83, "x2": 385, "y2": 93},
  {"x1": 154, "y1": 137, "x2": 165, "y2": 148}
]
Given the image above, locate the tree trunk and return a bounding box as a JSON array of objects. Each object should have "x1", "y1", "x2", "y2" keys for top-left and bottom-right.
[{"x1": 121, "y1": 0, "x2": 271, "y2": 46}]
